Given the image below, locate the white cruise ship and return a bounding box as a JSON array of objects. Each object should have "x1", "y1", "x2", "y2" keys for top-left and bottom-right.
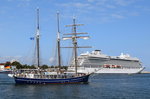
[{"x1": 68, "y1": 50, "x2": 145, "y2": 74}]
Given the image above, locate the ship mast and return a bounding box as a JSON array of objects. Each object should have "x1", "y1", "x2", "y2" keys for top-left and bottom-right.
[
  {"x1": 72, "y1": 18, "x2": 78, "y2": 75},
  {"x1": 36, "y1": 8, "x2": 40, "y2": 67},
  {"x1": 63, "y1": 17, "x2": 91, "y2": 75},
  {"x1": 57, "y1": 12, "x2": 61, "y2": 71}
]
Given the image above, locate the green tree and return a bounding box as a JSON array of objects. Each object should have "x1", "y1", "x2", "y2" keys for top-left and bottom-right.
[
  {"x1": 30, "y1": 65, "x2": 36, "y2": 69},
  {"x1": 11, "y1": 61, "x2": 21, "y2": 66},
  {"x1": 11, "y1": 61, "x2": 22, "y2": 69},
  {"x1": 40, "y1": 64, "x2": 49, "y2": 69},
  {"x1": 5, "y1": 61, "x2": 11, "y2": 66}
]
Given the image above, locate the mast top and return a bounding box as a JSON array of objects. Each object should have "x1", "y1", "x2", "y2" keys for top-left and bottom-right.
[
  {"x1": 57, "y1": 12, "x2": 60, "y2": 40},
  {"x1": 36, "y1": 8, "x2": 40, "y2": 36},
  {"x1": 73, "y1": 16, "x2": 76, "y2": 20},
  {"x1": 65, "y1": 18, "x2": 84, "y2": 28}
]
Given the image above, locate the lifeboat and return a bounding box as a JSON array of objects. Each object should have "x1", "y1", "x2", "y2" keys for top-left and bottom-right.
[
  {"x1": 116, "y1": 65, "x2": 121, "y2": 68},
  {"x1": 103, "y1": 64, "x2": 110, "y2": 68},
  {"x1": 111, "y1": 65, "x2": 116, "y2": 68}
]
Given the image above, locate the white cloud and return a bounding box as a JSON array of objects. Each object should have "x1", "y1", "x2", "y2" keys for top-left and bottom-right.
[
  {"x1": 49, "y1": 57, "x2": 55, "y2": 63},
  {"x1": 106, "y1": 4, "x2": 116, "y2": 9},
  {"x1": 56, "y1": 0, "x2": 149, "y2": 23},
  {"x1": 7, "y1": 0, "x2": 31, "y2": 2},
  {"x1": 49, "y1": 57, "x2": 57, "y2": 65},
  {"x1": 87, "y1": 0, "x2": 95, "y2": 3},
  {"x1": 59, "y1": 2, "x2": 91, "y2": 8},
  {"x1": 57, "y1": 0, "x2": 137, "y2": 11},
  {"x1": 114, "y1": 0, "x2": 135, "y2": 6},
  {"x1": 0, "y1": 56, "x2": 22, "y2": 63},
  {"x1": 129, "y1": 12, "x2": 139, "y2": 16},
  {"x1": 6, "y1": 0, "x2": 32, "y2": 7},
  {"x1": 111, "y1": 14, "x2": 125, "y2": 19},
  {"x1": 20, "y1": 0, "x2": 31, "y2": 1},
  {"x1": 17, "y1": 0, "x2": 31, "y2": 7},
  {"x1": 72, "y1": 3, "x2": 90, "y2": 8}
]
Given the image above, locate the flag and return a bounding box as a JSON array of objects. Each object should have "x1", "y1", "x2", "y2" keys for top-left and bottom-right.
[
  {"x1": 30, "y1": 37, "x2": 34, "y2": 40},
  {"x1": 5, "y1": 66, "x2": 11, "y2": 69}
]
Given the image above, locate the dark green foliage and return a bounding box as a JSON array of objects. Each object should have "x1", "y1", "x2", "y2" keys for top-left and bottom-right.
[
  {"x1": 11, "y1": 61, "x2": 36, "y2": 69},
  {"x1": 30, "y1": 65, "x2": 36, "y2": 69},
  {"x1": 11, "y1": 61, "x2": 22, "y2": 69},
  {"x1": 40, "y1": 65, "x2": 49, "y2": 69},
  {"x1": 4, "y1": 61, "x2": 11, "y2": 66},
  {"x1": 61, "y1": 66, "x2": 68, "y2": 70},
  {"x1": 11, "y1": 61, "x2": 21, "y2": 66},
  {"x1": 7, "y1": 61, "x2": 68, "y2": 69}
]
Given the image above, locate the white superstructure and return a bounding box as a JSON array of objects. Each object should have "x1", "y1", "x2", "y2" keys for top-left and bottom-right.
[{"x1": 68, "y1": 50, "x2": 145, "y2": 74}]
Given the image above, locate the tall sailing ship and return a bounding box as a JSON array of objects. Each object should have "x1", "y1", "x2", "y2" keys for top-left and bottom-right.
[
  {"x1": 8, "y1": 10, "x2": 91, "y2": 84},
  {"x1": 69, "y1": 50, "x2": 144, "y2": 74}
]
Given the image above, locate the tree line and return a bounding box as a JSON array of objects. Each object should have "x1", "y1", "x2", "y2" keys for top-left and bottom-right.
[{"x1": 5, "y1": 61, "x2": 68, "y2": 70}]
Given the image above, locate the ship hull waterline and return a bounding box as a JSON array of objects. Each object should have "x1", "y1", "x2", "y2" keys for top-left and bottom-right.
[
  {"x1": 14, "y1": 74, "x2": 90, "y2": 84},
  {"x1": 69, "y1": 67, "x2": 145, "y2": 74}
]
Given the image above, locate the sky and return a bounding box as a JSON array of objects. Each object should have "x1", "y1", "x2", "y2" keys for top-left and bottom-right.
[{"x1": 0, "y1": 0, "x2": 150, "y2": 70}]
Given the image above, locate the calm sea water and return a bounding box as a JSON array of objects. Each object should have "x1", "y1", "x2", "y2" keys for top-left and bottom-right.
[{"x1": 0, "y1": 73, "x2": 150, "y2": 99}]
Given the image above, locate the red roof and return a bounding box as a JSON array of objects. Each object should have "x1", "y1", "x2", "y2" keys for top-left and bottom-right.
[{"x1": 0, "y1": 63, "x2": 5, "y2": 65}]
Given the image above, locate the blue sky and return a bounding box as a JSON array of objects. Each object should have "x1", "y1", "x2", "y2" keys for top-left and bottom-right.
[{"x1": 0, "y1": 0, "x2": 150, "y2": 70}]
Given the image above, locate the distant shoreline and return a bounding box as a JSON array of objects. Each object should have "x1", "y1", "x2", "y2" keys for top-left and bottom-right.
[{"x1": 141, "y1": 71, "x2": 150, "y2": 74}]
